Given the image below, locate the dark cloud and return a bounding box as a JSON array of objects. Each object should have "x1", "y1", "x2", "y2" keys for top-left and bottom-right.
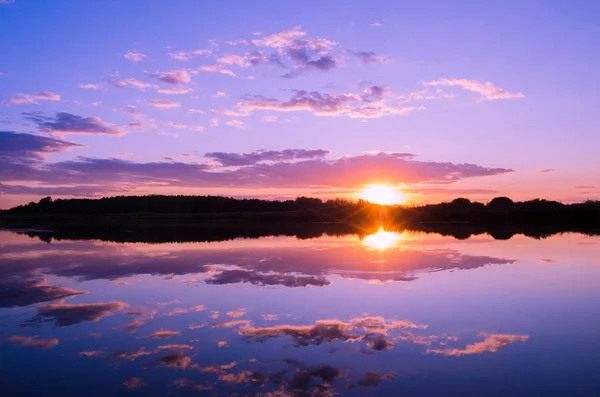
[
  {"x1": 349, "y1": 372, "x2": 396, "y2": 388},
  {"x1": 23, "y1": 112, "x2": 124, "y2": 135},
  {"x1": 0, "y1": 275, "x2": 86, "y2": 308},
  {"x1": 123, "y1": 378, "x2": 146, "y2": 389},
  {"x1": 144, "y1": 352, "x2": 192, "y2": 368},
  {"x1": 205, "y1": 148, "x2": 330, "y2": 167},
  {"x1": 148, "y1": 70, "x2": 192, "y2": 85},
  {"x1": 0, "y1": 130, "x2": 83, "y2": 160},
  {"x1": 349, "y1": 50, "x2": 390, "y2": 64},
  {"x1": 205, "y1": 269, "x2": 331, "y2": 287},
  {"x1": 24, "y1": 301, "x2": 127, "y2": 327}
]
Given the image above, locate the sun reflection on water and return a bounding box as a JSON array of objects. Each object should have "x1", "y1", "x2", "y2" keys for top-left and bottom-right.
[{"x1": 362, "y1": 227, "x2": 403, "y2": 250}]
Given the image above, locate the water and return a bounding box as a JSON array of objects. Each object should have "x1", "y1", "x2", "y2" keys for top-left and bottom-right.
[{"x1": 1, "y1": 228, "x2": 599, "y2": 396}]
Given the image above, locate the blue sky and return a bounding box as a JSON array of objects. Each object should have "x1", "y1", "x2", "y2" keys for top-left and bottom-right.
[{"x1": 1, "y1": 0, "x2": 599, "y2": 208}]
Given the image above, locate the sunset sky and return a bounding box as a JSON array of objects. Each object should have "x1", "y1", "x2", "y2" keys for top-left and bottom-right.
[{"x1": 1, "y1": 0, "x2": 599, "y2": 208}]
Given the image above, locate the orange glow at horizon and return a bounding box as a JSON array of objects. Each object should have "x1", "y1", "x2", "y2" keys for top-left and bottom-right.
[{"x1": 358, "y1": 184, "x2": 406, "y2": 205}]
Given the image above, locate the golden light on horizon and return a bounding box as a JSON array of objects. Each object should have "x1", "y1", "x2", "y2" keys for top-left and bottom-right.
[
  {"x1": 358, "y1": 184, "x2": 406, "y2": 205},
  {"x1": 362, "y1": 227, "x2": 402, "y2": 251}
]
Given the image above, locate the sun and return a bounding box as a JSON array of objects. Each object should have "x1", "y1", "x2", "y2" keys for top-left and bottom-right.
[{"x1": 358, "y1": 184, "x2": 406, "y2": 205}]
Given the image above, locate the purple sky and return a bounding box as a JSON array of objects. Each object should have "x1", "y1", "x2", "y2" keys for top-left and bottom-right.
[{"x1": 1, "y1": 0, "x2": 599, "y2": 208}]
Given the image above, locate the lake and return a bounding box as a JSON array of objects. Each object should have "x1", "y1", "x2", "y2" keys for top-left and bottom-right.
[{"x1": 1, "y1": 227, "x2": 599, "y2": 396}]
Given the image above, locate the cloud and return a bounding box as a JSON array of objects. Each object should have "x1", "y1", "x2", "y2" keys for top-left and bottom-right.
[
  {"x1": 149, "y1": 70, "x2": 192, "y2": 85},
  {"x1": 8, "y1": 335, "x2": 59, "y2": 349},
  {"x1": 24, "y1": 112, "x2": 125, "y2": 135},
  {"x1": 123, "y1": 378, "x2": 146, "y2": 389},
  {"x1": 575, "y1": 185, "x2": 596, "y2": 189},
  {"x1": 0, "y1": 275, "x2": 86, "y2": 308},
  {"x1": 158, "y1": 87, "x2": 193, "y2": 95},
  {"x1": 24, "y1": 301, "x2": 127, "y2": 327},
  {"x1": 0, "y1": 130, "x2": 84, "y2": 160},
  {"x1": 239, "y1": 88, "x2": 423, "y2": 119},
  {"x1": 537, "y1": 168, "x2": 555, "y2": 173},
  {"x1": 158, "y1": 344, "x2": 193, "y2": 350},
  {"x1": 79, "y1": 350, "x2": 103, "y2": 357},
  {"x1": 349, "y1": 372, "x2": 396, "y2": 388},
  {"x1": 369, "y1": 22, "x2": 383, "y2": 27},
  {"x1": 122, "y1": 78, "x2": 156, "y2": 91},
  {"x1": 10, "y1": 91, "x2": 61, "y2": 104},
  {"x1": 224, "y1": 119, "x2": 245, "y2": 128},
  {"x1": 205, "y1": 149, "x2": 330, "y2": 166},
  {"x1": 170, "y1": 378, "x2": 212, "y2": 391},
  {"x1": 349, "y1": 51, "x2": 390, "y2": 64},
  {"x1": 124, "y1": 50, "x2": 147, "y2": 62},
  {"x1": 261, "y1": 115, "x2": 279, "y2": 123},
  {"x1": 168, "y1": 48, "x2": 212, "y2": 61},
  {"x1": 147, "y1": 99, "x2": 181, "y2": 108},
  {"x1": 0, "y1": 150, "x2": 513, "y2": 197},
  {"x1": 239, "y1": 316, "x2": 425, "y2": 350},
  {"x1": 427, "y1": 333, "x2": 529, "y2": 356},
  {"x1": 144, "y1": 352, "x2": 192, "y2": 368},
  {"x1": 79, "y1": 83, "x2": 102, "y2": 90},
  {"x1": 424, "y1": 78, "x2": 524, "y2": 100},
  {"x1": 224, "y1": 26, "x2": 341, "y2": 78},
  {"x1": 199, "y1": 64, "x2": 236, "y2": 77},
  {"x1": 147, "y1": 330, "x2": 182, "y2": 339}
]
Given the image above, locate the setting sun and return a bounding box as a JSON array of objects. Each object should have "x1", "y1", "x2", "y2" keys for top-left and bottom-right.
[{"x1": 359, "y1": 184, "x2": 406, "y2": 205}]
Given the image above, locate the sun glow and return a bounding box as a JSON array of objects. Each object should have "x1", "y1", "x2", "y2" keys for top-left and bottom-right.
[
  {"x1": 362, "y1": 227, "x2": 402, "y2": 250},
  {"x1": 358, "y1": 184, "x2": 405, "y2": 205}
]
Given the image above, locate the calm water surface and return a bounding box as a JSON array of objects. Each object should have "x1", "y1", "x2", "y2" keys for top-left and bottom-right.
[{"x1": 1, "y1": 228, "x2": 599, "y2": 396}]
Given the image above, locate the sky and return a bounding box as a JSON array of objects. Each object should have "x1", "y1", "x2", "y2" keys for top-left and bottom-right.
[{"x1": 1, "y1": 0, "x2": 599, "y2": 208}]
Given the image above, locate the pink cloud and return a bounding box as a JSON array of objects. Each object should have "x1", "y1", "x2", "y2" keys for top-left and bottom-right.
[
  {"x1": 147, "y1": 99, "x2": 181, "y2": 108},
  {"x1": 199, "y1": 64, "x2": 236, "y2": 77},
  {"x1": 10, "y1": 91, "x2": 61, "y2": 104},
  {"x1": 8, "y1": 335, "x2": 59, "y2": 349},
  {"x1": 424, "y1": 78, "x2": 524, "y2": 100},
  {"x1": 158, "y1": 87, "x2": 193, "y2": 95},
  {"x1": 224, "y1": 120, "x2": 245, "y2": 128},
  {"x1": 427, "y1": 333, "x2": 529, "y2": 356},
  {"x1": 123, "y1": 78, "x2": 156, "y2": 90},
  {"x1": 123, "y1": 50, "x2": 147, "y2": 62}
]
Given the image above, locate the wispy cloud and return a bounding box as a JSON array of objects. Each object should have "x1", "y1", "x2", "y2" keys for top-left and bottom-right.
[
  {"x1": 427, "y1": 333, "x2": 529, "y2": 356},
  {"x1": 158, "y1": 87, "x2": 193, "y2": 95},
  {"x1": 10, "y1": 91, "x2": 61, "y2": 105},
  {"x1": 239, "y1": 87, "x2": 423, "y2": 119},
  {"x1": 79, "y1": 83, "x2": 102, "y2": 90},
  {"x1": 147, "y1": 99, "x2": 181, "y2": 108},
  {"x1": 424, "y1": 78, "x2": 524, "y2": 100}
]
